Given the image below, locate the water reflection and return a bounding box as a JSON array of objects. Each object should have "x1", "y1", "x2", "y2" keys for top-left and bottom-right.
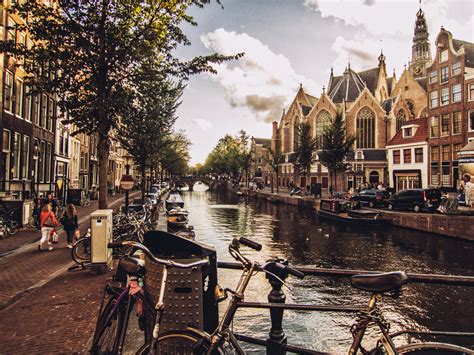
[{"x1": 183, "y1": 190, "x2": 474, "y2": 352}]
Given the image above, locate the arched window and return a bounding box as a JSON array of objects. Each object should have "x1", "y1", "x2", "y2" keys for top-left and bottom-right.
[
  {"x1": 369, "y1": 171, "x2": 379, "y2": 184},
  {"x1": 356, "y1": 107, "x2": 375, "y2": 148},
  {"x1": 405, "y1": 99, "x2": 415, "y2": 116},
  {"x1": 293, "y1": 122, "x2": 299, "y2": 151},
  {"x1": 419, "y1": 107, "x2": 428, "y2": 118},
  {"x1": 315, "y1": 110, "x2": 332, "y2": 146},
  {"x1": 396, "y1": 109, "x2": 407, "y2": 132}
]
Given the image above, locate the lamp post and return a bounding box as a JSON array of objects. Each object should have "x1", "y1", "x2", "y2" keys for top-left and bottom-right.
[
  {"x1": 34, "y1": 141, "x2": 40, "y2": 198},
  {"x1": 125, "y1": 163, "x2": 130, "y2": 213}
]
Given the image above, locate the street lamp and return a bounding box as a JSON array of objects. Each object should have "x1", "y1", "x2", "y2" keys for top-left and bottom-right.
[{"x1": 33, "y1": 141, "x2": 40, "y2": 198}]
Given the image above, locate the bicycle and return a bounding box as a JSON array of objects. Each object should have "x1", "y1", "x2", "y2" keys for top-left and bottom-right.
[
  {"x1": 91, "y1": 240, "x2": 209, "y2": 354},
  {"x1": 71, "y1": 228, "x2": 91, "y2": 265},
  {"x1": 158, "y1": 238, "x2": 471, "y2": 354},
  {"x1": 80, "y1": 193, "x2": 91, "y2": 207}
]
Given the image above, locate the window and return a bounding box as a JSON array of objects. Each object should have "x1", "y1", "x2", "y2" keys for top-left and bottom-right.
[
  {"x1": 47, "y1": 98, "x2": 54, "y2": 131},
  {"x1": 315, "y1": 110, "x2": 331, "y2": 146},
  {"x1": 430, "y1": 91, "x2": 438, "y2": 108},
  {"x1": 452, "y1": 111, "x2": 462, "y2": 134},
  {"x1": 41, "y1": 94, "x2": 48, "y2": 128},
  {"x1": 430, "y1": 146, "x2": 439, "y2": 162},
  {"x1": 431, "y1": 167, "x2": 439, "y2": 185},
  {"x1": 403, "y1": 149, "x2": 411, "y2": 164},
  {"x1": 356, "y1": 107, "x2": 375, "y2": 149},
  {"x1": 393, "y1": 150, "x2": 400, "y2": 164},
  {"x1": 452, "y1": 61, "x2": 461, "y2": 76},
  {"x1": 22, "y1": 135, "x2": 29, "y2": 179},
  {"x1": 442, "y1": 165, "x2": 450, "y2": 185},
  {"x1": 25, "y1": 85, "x2": 32, "y2": 121},
  {"x1": 441, "y1": 114, "x2": 450, "y2": 136},
  {"x1": 442, "y1": 145, "x2": 450, "y2": 161},
  {"x1": 440, "y1": 49, "x2": 448, "y2": 63},
  {"x1": 396, "y1": 109, "x2": 406, "y2": 132},
  {"x1": 403, "y1": 127, "x2": 413, "y2": 137},
  {"x1": 441, "y1": 87, "x2": 449, "y2": 106},
  {"x1": 13, "y1": 133, "x2": 21, "y2": 179},
  {"x1": 46, "y1": 143, "x2": 52, "y2": 182},
  {"x1": 34, "y1": 94, "x2": 40, "y2": 126},
  {"x1": 470, "y1": 84, "x2": 474, "y2": 101},
  {"x1": 4, "y1": 71, "x2": 14, "y2": 112},
  {"x1": 15, "y1": 78, "x2": 24, "y2": 118},
  {"x1": 470, "y1": 111, "x2": 474, "y2": 132},
  {"x1": 429, "y1": 70, "x2": 438, "y2": 84},
  {"x1": 430, "y1": 116, "x2": 439, "y2": 137},
  {"x1": 452, "y1": 84, "x2": 461, "y2": 103},
  {"x1": 7, "y1": 17, "x2": 16, "y2": 45},
  {"x1": 40, "y1": 141, "x2": 46, "y2": 182},
  {"x1": 440, "y1": 67, "x2": 449, "y2": 83},
  {"x1": 2, "y1": 130, "x2": 11, "y2": 181},
  {"x1": 415, "y1": 148, "x2": 423, "y2": 163},
  {"x1": 452, "y1": 143, "x2": 462, "y2": 161}
]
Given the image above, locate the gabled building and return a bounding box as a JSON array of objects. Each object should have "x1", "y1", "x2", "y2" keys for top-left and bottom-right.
[
  {"x1": 426, "y1": 27, "x2": 474, "y2": 190},
  {"x1": 387, "y1": 118, "x2": 429, "y2": 190},
  {"x1": 250, "y1": 137, "x2": 271, "y2": 186}
]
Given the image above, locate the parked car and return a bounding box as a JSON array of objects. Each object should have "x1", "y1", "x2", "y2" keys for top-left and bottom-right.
[
  {"x1": 351, "y1": 189, "x2": 390, "y2": 208},
  {"x1": 145, "y1": 193, "x2": 159, "y2": 206},
  {"x1": 149, "y1": 185, "x2": 161, "y2": 198},
  {"x1": 387, "y1": 188, "x2": 442, "y2": 212}
]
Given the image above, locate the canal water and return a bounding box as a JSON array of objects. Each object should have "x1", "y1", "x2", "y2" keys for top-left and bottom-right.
[{"x1": 183, "y1": 188, "x2": 474, "y2": 353}]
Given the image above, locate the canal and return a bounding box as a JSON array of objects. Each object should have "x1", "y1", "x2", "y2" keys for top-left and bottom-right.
[{"x1": 182, "y1": 188, "x2": 474, "y2": 353}]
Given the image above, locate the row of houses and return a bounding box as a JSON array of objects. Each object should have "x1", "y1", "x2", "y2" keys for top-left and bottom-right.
[
  {"x1": 251, "y1": 7, "x2": 474, "y2": 193},
  {"x1": 0, "y1": 1, "x2": 136, "y2": 203}
]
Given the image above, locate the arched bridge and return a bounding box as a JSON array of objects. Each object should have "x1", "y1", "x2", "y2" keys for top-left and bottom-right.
[{"x1": 175, "y1": 177, "x2": 227, "y2": 191}]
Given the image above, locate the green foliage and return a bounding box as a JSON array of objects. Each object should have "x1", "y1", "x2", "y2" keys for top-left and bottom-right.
[
  {"x1": 203, "y1": 130, "x2": 252, "y2": 179},
  {"x1": 318, "y1": 110, "x2": 356, "y2": 189},
  {"x1": 158, "y1": 131, "x2": 192, "y2": 177},
  {"x1": 295, "y1": 121, "x2": 318, "y2": 180},
  {"x1": 1, "y1": 0, "x2": 241, "y2": 207}
]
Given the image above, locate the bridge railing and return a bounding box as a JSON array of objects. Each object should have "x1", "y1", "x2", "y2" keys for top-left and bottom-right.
[{"x1": 217, "y1": 261, "x2": 474, "y2": 354}]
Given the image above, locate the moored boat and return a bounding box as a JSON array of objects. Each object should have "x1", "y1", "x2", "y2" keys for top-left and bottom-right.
[
  {"x1": 317, "y1": 199, "x2": 386, "y2": 226},
  {"x1": 166, "y1": 191, "x2": 184, "y2": 211}
]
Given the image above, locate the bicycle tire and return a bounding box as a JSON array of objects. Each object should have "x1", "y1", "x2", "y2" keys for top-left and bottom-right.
[
  {"x1": 6, "y1": 221, "x2": 19, "y2": 235},
  {"x1": 71, "y1": 237, "x2": 91, "y2": 264},
  {"x1": 396, "y1": 342, "x2": 472, "y2": 354},
  {"x1": 91, "y1": 296, "x2": 127, "y2": 355},
  {"x1": 137, "y1": 331, "x2": 227, "y2": 355}
]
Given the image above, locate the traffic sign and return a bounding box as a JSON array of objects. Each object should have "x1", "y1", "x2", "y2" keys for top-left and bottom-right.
[{"x1": 120, "y1": 175, "x2": 135, "y2": 190}]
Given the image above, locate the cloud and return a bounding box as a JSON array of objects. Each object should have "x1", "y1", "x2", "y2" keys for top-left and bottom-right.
[
  {"x1": 362, "y1": 0, "x2": 375, "y2": 6},
  {"x1": 200, "y1": 28, "x2": 320, "y2": 122},
  {"x1": 192, "y1": 118, "x2": 213, "y2": 131}
]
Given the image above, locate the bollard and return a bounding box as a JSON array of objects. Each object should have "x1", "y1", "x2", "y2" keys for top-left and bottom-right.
[{"x1": 265, "y1": 257, "x2": 289, "y2": 355}]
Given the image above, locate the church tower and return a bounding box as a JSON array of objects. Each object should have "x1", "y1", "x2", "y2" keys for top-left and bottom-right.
[{"x1": 409, "y1": 3, "x2": 432, "y2": 78}]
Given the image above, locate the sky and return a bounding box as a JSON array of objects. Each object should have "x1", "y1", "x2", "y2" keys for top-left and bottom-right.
[{"x1": 174, "y1": 0, "x2": 474, "y2": 164}]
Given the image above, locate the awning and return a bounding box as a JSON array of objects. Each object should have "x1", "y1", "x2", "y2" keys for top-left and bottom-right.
[{"x1": 394, "y1": 172, "x2": 419, "y2": 177}]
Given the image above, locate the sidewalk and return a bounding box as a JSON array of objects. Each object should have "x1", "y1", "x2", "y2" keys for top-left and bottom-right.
[{"x1": 0, "y1": 192, "x2": 139, "y2": 354}]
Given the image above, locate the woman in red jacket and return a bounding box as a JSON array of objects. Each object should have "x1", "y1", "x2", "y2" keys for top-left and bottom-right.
[{"x1": 39, "y1": 203, "x2": 58, "y2": 251}]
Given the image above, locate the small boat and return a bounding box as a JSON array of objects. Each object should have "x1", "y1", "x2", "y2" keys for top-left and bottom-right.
[
  {"x1": 317, "y1": 199, "x2": 386, "y2": 226},
  {"x1": 167, "y1": 208, "x2": 189, "y2": 229},
  {"x1": 174, "y1": 226, "x2": 196, "y2": 240},
  {"x1": 166, "y1": 191, "x2": 184, "y2": 211}
]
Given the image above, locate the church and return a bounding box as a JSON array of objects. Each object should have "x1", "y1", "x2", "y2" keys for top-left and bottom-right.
[{"x1": 271, "y1": 6, "x2": 438, "y2": 192}]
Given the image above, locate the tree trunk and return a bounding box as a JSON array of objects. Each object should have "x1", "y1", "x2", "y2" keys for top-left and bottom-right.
[
  {"x1": 334, "y1": 170, "x2": 337, "y2": 192},
  {"x1": 98, "y1": 134, "x2": 110, "y2": 209},
  {"x1": 276, "y1": 170, "x2": 279, "y2": 194},
  {"x1": 270, "y1": 174, "x2": 274, "y2": 194},
  {"x1": 141, "y1": 165, "x2": 146, "y2": 201}
]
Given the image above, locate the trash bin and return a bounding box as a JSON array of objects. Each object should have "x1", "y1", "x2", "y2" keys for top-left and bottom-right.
[{"x1": 143, "y1": 231, "x2": 218, "y2": 337}]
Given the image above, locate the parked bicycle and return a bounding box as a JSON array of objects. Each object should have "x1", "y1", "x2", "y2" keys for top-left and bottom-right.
[
  {"x1": 71, "y1": 228, "x2": 91, "y2": 265},
  {"x1": 91, "y1": 240, "x2": 209, "y2": 354},
  {"x1": 0, "y1": 210, "x2": 19, "y2": 236},
  {"x1": 80, "y1": 193, "x2": 91, "y2": 207}
]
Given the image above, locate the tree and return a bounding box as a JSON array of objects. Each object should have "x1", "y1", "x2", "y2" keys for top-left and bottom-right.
[
  {"x1": 237, "y1": 130, "x2": 253, "y2": 187},
  {"x1": 203, "y1": 134, "x2": 242, "y2": 178},
  {"x1": 318, "y1": 110, "x2": 356, "y2": 192},
  {"x1": 158, "y1": 132, "x2": 192, "y2": 179},
  {"x1": 267, "y1": 143, "x2": 284, "y2": 194},
  {"x1": 2, "y1": 1, "x2": 240, "y2": 208},
  {"x1": 117, "y1": 69, "x2": 184, "y2": 200},
  {"x1": 295, "y1": 121, "x2": 318, "y2": 189}
]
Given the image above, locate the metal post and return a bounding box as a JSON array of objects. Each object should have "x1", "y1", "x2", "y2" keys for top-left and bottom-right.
[
  {"x1": 265, "y1": 258, "x2": 289, "y2": 355},
  {"x1": 125, "y1": 164, "x2": 130, "y2": 213}
]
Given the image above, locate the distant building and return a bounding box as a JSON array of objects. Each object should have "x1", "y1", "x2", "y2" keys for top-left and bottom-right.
[
  {"x1": 387, "y1": 118, "x2": 429, "y2": 190},
  {"x1": 250, "y1": 137, "x2": 271, "y2": 186}
]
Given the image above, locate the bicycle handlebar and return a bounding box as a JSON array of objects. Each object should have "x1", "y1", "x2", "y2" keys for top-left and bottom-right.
[
  {"x1": 107, "y1": 241, "x2": 209, "y2": 269},
  {"x1": 239, "y1": 237, "x2": 262, "y2": 251},
  {"x1": 272, "y1": 262, "x2": 305, "y2": 279}
]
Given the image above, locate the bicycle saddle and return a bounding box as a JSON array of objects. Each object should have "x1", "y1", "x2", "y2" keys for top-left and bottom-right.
[{"x1": 351, "y1": 271, "x2": 408, "y2": 293}]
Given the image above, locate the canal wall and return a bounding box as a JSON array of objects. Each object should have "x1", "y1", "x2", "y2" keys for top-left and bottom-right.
[{"x1": 233, "y1": 186, "x2": 474, "y2": 241}]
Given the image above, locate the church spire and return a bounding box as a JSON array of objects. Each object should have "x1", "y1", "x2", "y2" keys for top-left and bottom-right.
[{"x1": 410, "y1": 0, "x2": 431, "y2": 78}]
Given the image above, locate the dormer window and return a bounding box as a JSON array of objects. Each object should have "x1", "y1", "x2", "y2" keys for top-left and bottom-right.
[
  {"x1": 439, "y1": 49, "x2": 448, "y2": 63},
  {"x1": 403, "y1": 127, "x2": 413, "y2": 137}
]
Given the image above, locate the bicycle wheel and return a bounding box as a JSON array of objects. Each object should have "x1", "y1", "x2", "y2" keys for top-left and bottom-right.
[
  {"x1": 6, "y1": 221, "x2": 19, "y2": 235},
  {"x1": 91, "y1": 296, "x2": 127, "y2": 354},
  {"x1": 71, "y1": 237, "x2": 91, "y2": 264},
  {"x1": 396, "y1": 342, "x2": 472, "y2": 354},
  {"x1": 137, "y1": 331, "x2": 227, "y2": 355}
]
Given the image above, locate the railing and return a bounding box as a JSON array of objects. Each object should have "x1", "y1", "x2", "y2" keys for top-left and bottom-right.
[{"x1": 217, "y1": 261, "x2": 474, "y2": 354}]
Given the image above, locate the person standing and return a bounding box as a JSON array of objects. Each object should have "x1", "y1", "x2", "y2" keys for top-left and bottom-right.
[
  {"x1": 39, "y1": 204, "x2": 58, "y2": 251},
  {"x1": 61, "y1": 204, "x2": 79, "y2": 249},
  {"x1": 46, "y1": 194, "x2": 58, "y2": 215},
  {"x1": 465, "y1": 174, "x2": 474, "y2": 210}
]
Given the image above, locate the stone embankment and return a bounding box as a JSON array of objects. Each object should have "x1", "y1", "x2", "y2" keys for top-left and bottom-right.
[{"x1": 234, "y1": 187, "x2": 474, "y2": 241}]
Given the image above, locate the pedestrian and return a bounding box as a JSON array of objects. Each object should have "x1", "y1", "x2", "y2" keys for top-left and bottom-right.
[
  {"x1": 39, "y1": 203, "x2": 58, "y2": 251},
  {"x1": 464, "y1": 174, "x2": 474, "y2": 210},
  {"x1": 60, "y1": 204, "x2": 79, "y2": 249},
  {"x1": 32, "y1": 197, "x2": 42, "y2": 229},
  {"x1": 46, "y1": 194, "x2": 58, "y2": 215}
]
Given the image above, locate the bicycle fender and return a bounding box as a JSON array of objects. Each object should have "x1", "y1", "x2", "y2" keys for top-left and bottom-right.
[{"x1": 185, "y1": 327, "x2": 211, "y2": 341}]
